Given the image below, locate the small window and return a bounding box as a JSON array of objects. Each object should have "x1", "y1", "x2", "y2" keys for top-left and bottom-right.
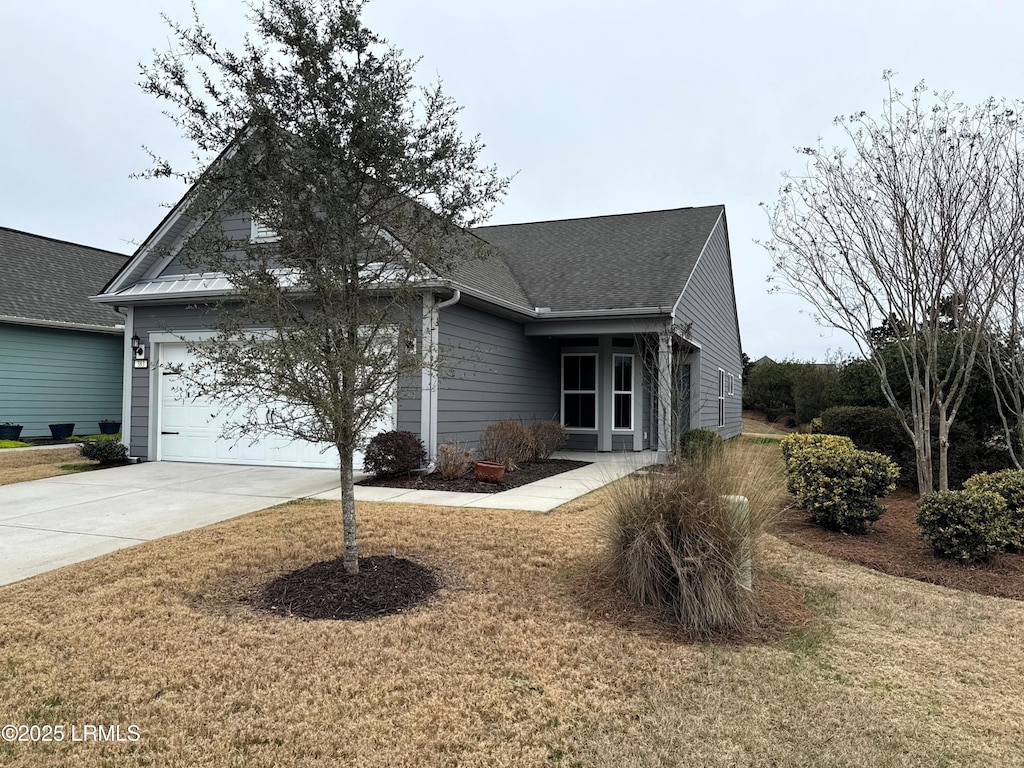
[
  {"x1": 250, "y1": 216, "x2": 280, "y2": 243},
  {"x1": 613, "y1": 354, "x2": 633, "y2": 431},
  {"x1": 718, "y1": 369, "x2": 726, "y2": 427},
  {"x1": 562, "y1": 354, "x2": 597, "y2": 430},
  {"x1": 728, "y1": 373, "x2": 735, "y2": 396}
]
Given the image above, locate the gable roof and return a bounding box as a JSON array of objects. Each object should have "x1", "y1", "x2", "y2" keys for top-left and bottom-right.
[
  {"x1": 0, "y1": 227, "x2": 128, "y2": 330},
  {"x1": 473, "y1": 205, "x2": 724, "y2": 313}
]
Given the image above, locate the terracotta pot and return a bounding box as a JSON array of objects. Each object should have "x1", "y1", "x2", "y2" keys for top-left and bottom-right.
[{"x1": 474, "y1": 460, "x2": 505, "y2": 484}]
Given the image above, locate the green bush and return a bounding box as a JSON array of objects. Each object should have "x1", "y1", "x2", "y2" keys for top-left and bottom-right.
[
  {"x1": 362, "y1": 430, "x2": 426, "y2": 477},
  {"x1": 529, "y1": 420, "x2": 568, "y2": 461},
  {"x1": 79, "y1": 439, "x2": 128, "y2": 465},
  {"x1": 779, "y1": 433, "x2": 855, "y2": 464},
  {"x1": 678, "y1": 428, "x2": 724, "y2": 464},
  {"x1": 785, "y1": 443, "x2": 898, "y2": 534},
  {"x1": 916, "y1": 489, "x2": 1008, "y2": 565},
  {"x1": 963, "y1": 470, "x2": 1024, "y2": 551}
]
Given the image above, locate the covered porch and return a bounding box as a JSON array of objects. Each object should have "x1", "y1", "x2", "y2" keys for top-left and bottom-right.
[{"x1": 524, "y1": 318, "x2": 699, "y2": 460}]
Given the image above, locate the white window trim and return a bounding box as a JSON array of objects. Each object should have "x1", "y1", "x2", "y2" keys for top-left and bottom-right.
[
  {"x1": 718, "y1": 368, "x2": 726, "y2": 427},
  {"x1": 561, "y1": 353, "x2": 598, "y2": 431},
  {"x1": 612, "y1": 353, "x2": 634, "y2": 432},
  {"x1": 250, "y1": 216, "x2": 281, "y2": 244},
  {"x1": 728, "y1": 372, "x2": 735, "y2": 396}
]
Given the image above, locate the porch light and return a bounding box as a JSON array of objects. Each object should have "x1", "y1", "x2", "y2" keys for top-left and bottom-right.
[{"x1": 131, "y1": 334, "x2": 141, "y2": 351}]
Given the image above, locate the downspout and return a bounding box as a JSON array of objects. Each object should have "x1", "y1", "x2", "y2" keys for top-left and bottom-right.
[{"x1": 419, "y1": 289, "x2": 461, "y2": 470}]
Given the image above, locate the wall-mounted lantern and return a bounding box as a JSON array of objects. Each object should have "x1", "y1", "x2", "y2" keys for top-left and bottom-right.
[{"x1": 131, "y1": 334, "x2": 149, "y2": 369}]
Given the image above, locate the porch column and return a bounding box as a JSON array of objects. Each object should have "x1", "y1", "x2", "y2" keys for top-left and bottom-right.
[
  {"x1": 657, "y1": 331, "x2": 673, "y2": 460},
  {"x1": 598, "y1": 336, "x2": 612, "y2": 451}
]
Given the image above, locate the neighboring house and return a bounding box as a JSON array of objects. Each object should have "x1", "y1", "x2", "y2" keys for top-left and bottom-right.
[
  {"x1": 93, "y1": 203, "x2": 742, "y2": 468},
  {"x1": 0, "y1": 227, "x2": 128, "y2": 437}
]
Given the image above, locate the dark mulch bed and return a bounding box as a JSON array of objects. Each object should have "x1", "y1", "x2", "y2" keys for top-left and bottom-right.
[
  {"x1": 252, "y1": 555, "x2": 440, "y2": 620},
  {"x1": 357, "y1": 459, "x2": 590, "y2": 494},
  {"x1": 16, "y1": 436, "x2": 82, "y2": 447},
  {"x1": 774, "y1": 489, "x2": 1024, "y2": 601}
]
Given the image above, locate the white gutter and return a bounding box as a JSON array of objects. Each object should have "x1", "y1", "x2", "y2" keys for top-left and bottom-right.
[
  {"x1": 420, "y1": 289, "x2": 461, "y2": 464},
  {"x1": 0, "y1": 314, "x2": 123, "y2": 334}
]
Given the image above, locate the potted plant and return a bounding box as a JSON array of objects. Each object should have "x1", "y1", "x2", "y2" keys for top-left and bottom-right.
[
  {"x1": 0, "y1": 423, "x2": 23, "y2": 441},
  {"x1": 474, "y1": 460, "x2": 505, "y2": 484},
  {"x1": 98, "y1": 420, "x2": 122, "y2": 435},
  {"x1": 48, "y1": 423, "x2": 75, "y2": 440}
]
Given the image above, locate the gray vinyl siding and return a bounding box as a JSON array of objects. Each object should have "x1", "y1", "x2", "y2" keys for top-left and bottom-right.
[
  {"x1": 435, "y1": 303, "x2": 559, "y2": 451},
  {"x1": 565, "y1": 432, "x2": 598, "y2": 451},
  {"x1": 158, "y1": 212, "x2": 251, "y2": 277},
  {"x1": 129, "y1": 303, "x2": 221, "y2": 457},
  {"x1": 0, "y1": 323, "x2": 123, "y2": 437},
  {"x1": 674, "y1": 215, "x2": 743, "y2": 439}
]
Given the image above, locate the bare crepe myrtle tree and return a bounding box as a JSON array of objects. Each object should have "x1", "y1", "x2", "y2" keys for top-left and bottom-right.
[
  {"x1": 985, "y1": 255, "x2": 1024, "y2": 469},
  {"x1": 138, "y1": 0, "x2": 509, "y2": 573},
  {"x1": 763, "y1": 73, "x2": 1024, "y2": 493}
]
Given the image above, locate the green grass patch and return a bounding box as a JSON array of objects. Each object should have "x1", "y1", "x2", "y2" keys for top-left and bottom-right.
[
  {"x1": 740, "y1": 435, "x2": 782, "y2": 445},
  {"x1": 66, "y1": 433, "x2": 121, "y2": 443},
  {"x1": 0, "y1": 440, "x2": 32, "y2": 449},
  {"x1": 57, "y1": 463, "x2": 101, "y2": 473}
]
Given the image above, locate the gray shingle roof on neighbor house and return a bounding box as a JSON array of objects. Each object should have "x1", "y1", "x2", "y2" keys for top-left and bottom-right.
[
  {"x1": 0, "y1": 227, "x2": 129, "y2": 329},
  {"x1": 473, "y1": 205, "x2": 725, "y2": 313}
]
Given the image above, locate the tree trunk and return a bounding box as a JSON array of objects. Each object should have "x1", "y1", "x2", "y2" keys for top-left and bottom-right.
[
  {"x1": 911, "y1": 397, "x2": 934, "y2": 496},
  {"x1": 338, "y1": 445, "x2": 359, "y2": 575},
  {"x1": 937, "y1": 402, "x2": 950, "y2": 492}
]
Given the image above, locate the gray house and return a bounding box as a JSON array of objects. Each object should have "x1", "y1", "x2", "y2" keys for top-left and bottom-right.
[
  {"x1": 94, "y1": 204, "x2": 742, "y2": 468},
  {"x1": 0, "y1": 227, "x2": 127, "y2": 437}
]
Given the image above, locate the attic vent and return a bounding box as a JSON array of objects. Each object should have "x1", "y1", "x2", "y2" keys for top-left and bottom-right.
[{"x1": 250, "y1": 217, "x2": 280, "y2": 244}]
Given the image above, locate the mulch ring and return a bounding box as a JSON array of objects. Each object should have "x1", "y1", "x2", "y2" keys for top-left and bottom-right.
[
  {"x1": 774, "y1": 489, "x2": 1024, "y2": 601},
  {"x1": 251, "y1": 555, "x2": 440, "y2": 620},
  {"x1": 357, "y1": 459, "x2": 590, "y2": 494}
]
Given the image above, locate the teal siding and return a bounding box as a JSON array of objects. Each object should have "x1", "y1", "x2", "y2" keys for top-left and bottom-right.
[{"x1": 0, "y1": 323, "x2": 123, "y2": 437}]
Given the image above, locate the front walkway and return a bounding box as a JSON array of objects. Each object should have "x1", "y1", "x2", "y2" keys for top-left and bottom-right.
[{"x1": 321, "y1": 450, "x2": 659, "y2": 512}]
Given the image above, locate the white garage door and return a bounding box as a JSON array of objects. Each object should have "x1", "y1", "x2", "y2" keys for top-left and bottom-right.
[{"x1": 157, "y1": 342, "x2": 395, "y2": 469}]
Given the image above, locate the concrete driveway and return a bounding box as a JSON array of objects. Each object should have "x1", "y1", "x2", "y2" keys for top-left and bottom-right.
[{"x1": 0, "y1": 462, "x2": 341, "y2": 586}]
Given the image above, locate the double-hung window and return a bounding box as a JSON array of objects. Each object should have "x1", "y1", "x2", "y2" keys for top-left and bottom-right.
[
  {"x1": 718, "y1": 369, "x2": 726, "y2": 427},
  {"x1": 250, "y1": 217, "x2": 280, "y2": 244},
  {"x1": 562, "y1": 354, "x2": 597, "y2": 429},
  {"x1": 613, "y1": 354, "x2": 633, "y2": 430}
]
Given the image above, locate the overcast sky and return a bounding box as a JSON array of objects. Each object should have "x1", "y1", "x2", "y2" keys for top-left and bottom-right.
[{"x1": 3, "y1": 0, "x2": 1023, "y2": 361}]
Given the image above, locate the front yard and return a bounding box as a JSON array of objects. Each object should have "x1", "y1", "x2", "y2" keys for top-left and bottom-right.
[
  {"x1": 0, "y1": 447, "x2": 96, "y2": 486},
  {"x1": 2, "y1": 468, "x2": 1023, "y2": 766}
]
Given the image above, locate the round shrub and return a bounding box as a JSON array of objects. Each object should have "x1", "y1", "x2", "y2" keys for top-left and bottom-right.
[
  {"x1": 678, "y1": 428, "x2": 724, "y2": 464},
  {"x1": 779, "y1": 432, "x2": 855, "y2": 464},
  {"x1": 916, "y1": 489, "x2": 1008, "y2": 565},
  {"x1": 530, "y1": 420, "x2": 568, "y2": 461},
  {"x1": 786, "y1": 445, "x2": 898, "y2": 534},
  {"x1": 362, "y1": 430, "x2": 426, "y2": 477},
  {"x1": 478, "y1": 419, "x2": 533, "y2": 470},
  {"x1": 79, "y1": 438, "x2": 128, "y2": 466},
  {"x1": 963, "y1": 470, "x2": 1024, "y2": 551}
]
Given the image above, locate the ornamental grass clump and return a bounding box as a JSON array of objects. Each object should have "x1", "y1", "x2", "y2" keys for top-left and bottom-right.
[
  {"x1": 782, "y1": 434, "x2": 897, "y2": 534},
  {"x1": 916, "y1": 489, "x2": 1009, "y2": 565},
  {"x1": 963, "y1": 470, "x2": 1024, "y2": 551},
  {"x1": 601, "y1": 442, "x2": 786, "y2": 639}
]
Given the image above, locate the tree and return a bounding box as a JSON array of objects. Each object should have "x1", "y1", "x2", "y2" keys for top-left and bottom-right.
[
  {"x1": 763, "y1": 73, "x2": 1024, "y2": 493},
  {"x1": 139, "y1": 0, "x2": 509, "y2": 573}
]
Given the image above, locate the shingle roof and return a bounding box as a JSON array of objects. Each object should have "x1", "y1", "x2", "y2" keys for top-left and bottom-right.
[
  {"x1": 0, "y1": 227, "x2": 129, "y2": 329},
  {"x1": 473, "y1": 205, "x2": 724, "y2": 313}
]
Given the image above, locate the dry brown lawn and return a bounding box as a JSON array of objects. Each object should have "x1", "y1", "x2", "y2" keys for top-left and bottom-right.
[
  {"x1": 0, "y1": 447, "x2": 94, "y2": 486},
  {"x1": 1, "y1": 471, "x2": 1023, "y2": 765},
  {"x1": 742, "y1": 409, "x2": 799, "y2": 436}
]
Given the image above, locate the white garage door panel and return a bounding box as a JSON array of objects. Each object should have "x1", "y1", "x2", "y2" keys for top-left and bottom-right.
[{"x1": 157, "y1": 342, "x2": 393, "y2": 469}]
